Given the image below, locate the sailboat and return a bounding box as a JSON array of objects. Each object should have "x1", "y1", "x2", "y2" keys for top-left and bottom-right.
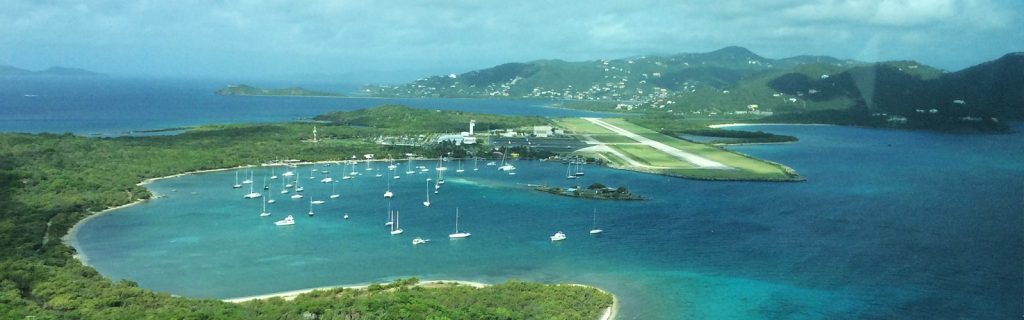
[
  {"x1": 282, "y1": 165, "x2": 295, "y2": 177},
  {"x1": 365, "y1": 159, "x2": 373, "y2": 171},
  {"x1": 412, "y1": 237, "x2": 429, "y2": 245},
  {"x1": 589, "y1": 209, "x2": 603, "y2": 234},
  {"x1": 259, "y1": 197, "x2": 271, "y2": 217},
  {"x1": 574, "y1": 157, "x2": 586, "y2": 176},
  {"x1": 270, "y1": 167, "x2": 278, "y2": 180},
  {"x1": 308, "y1": 165, "x2": 316, "y2": 180},
  {"x1": 232, "y1": 171, "x2": 242, "y2": 188},
  {"x1": 390, "y1": 210, "x2": 404, "y2": 235},
  {"x1": 456, "y1": 159, "x2": 465, "y2": 173},
  {"x1": 274, "y1": 215, "x2": 295, "y2": 226},
  {"x1": 307, "y1": 198, "x2": 315, "y2": 217},
  {"x1": 242, "y1": 170, "x2": 253, "y2": 184},
  {"x1": 384, "y1": 201, "x2": 393, "y2": 226},
  {"x1": 267, "y1": 183, "x2": 276, "y2": 204},
  {"x1": 263, "y1": 176, "x2": 270, "y2": 190},
  {"x1": 329, "y1": 181, "x2": 340, "y2": 199},
  {"x1": 498, "y1": 148, "x2": 515, "y2": 171},
  {"x1": 294, "y1": 173, "x2": 304, "y2": 192},
  {"x1": 387, "y1": 156, "x2": 398, "y2": 171},
  {"x1": 448, "y1": 208, "x2": 471, "y2": 238},
  {"x1": 473, "y1": 156, "x2": 479, "y2": 171},
  {"x1": 383, "y1": 176, "x2": 394, "y2": 198},
  {"x1": 405, "y1": 160, "x2": 415, "y2": 175},
  {"x1": 423, "y1": 179, "x2": 431, "y2": 207},
  {"x1": 243, "y1": 177, "x2": 262, "y2": 199},
  {"x1": 565, "y1": 161, "x2": 577, "y2": 179},
  {"x1": 280, "y1": 176, "x2": 290, "y2": 194}
]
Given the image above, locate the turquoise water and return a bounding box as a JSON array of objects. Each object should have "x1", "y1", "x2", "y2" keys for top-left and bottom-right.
[{"x1": 73, "y1": 125, "x2": 1024, "y2": 319}]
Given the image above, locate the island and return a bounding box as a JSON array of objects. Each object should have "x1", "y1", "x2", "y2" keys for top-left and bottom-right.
[
  {"x1": 535, "y1": 183, "x2": 644, "y2": 200},
  {"x1": 215, "y1": 84, "x2": 344, "y2": 97},
  {"x1": 0, "y1": 64, "x2": 104, "y2": 76}
]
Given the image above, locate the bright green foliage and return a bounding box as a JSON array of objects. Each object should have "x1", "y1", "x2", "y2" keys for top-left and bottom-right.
[{"x1": 0, "y1": 106, "x2": 611, "y2": 319}]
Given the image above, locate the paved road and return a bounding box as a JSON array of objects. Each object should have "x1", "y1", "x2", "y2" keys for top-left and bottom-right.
[{"x1": 582, "y1": 118, "x2": 731, "y2": 169}]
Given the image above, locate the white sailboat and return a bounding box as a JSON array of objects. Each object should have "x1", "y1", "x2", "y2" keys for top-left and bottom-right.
[
  {"x1": 243, "y1": 178, "x2": 262, "y2": 199},
  {"x1": 498, "y1": 148, "x2": 515, "y2": 171},
  {"x1": 589, "y1": 209, "x2": 603, "y2": 234},
  {"x1": 383, "y1": 176, "x2": 394, "y2": 198},
  {"x1": 267, "y1": 183, "x2": 276, "y2": 204},
  {"x1": 280, "y1": 176, "x2": 290, "y2": 194},
  {"x1": 294, "y1": 173, "x2": 304, "y2": 192},
  {"x1": 406, "y1": 160, "x2": 415, "y2": 175},
  {"x1": 456, "y1": 159, "x2": 465, "y2": 173},
  {"x1": 574, "y1": 157, "x2": 586, "y2": 176},
  {"x1": 270, "y1": 167, "x2": 278, "y2": 180},
  {"x1": 321, "y1": 176, "x2": 334, "y2": 183},
  {"x1": 242, "y1": 170, "x2": 253, "y2": 184},
  {"x1": 565, "y1": 161, "x2": 577, "y2": 180},
  {"x1": 282, "y1": 165, "x2": 295, "y2": 177},
  {"x1": 473, "y1": 156, "x2": 479, "y2": 171},
  {"x1": 390, "y1": 210, "x2": 403, "y2": 235},
  {"x1": 307, "y1": 197, "x2": 315, "y2": 216},
  {"x1": 423, "y1": 179, "x2": 431, "y2": 207},
  {"x1": 448, "y1": 208, "x2": 471, "y2": 238},
  {"x1": 259, "y1": 197, "x2": 271, "y2": 217},
  {"x1": 387, "y1": 156, "x2": 398, "y2": 171},
  {"x1": 274, "y1": 215, "x2": 295, "y2": 226},
  {"x1": 384, "y1": 201, "x2": 393, "y2": 226},
  {"x1": 329, "y1": 181, "x2": 340, "y2": 199},
  {"x1": 412, "y1": 237, "x2": 429, "y2": 245},
  {"x1": 232, "y1": 171, "x2": 242, "y2": 188}
]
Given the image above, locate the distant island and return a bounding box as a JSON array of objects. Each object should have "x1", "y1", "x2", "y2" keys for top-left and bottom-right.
[
  {"x1": 0, "y1": 65, "x2": 104, "y2": 76},
  {"x1": 361, "y1": 47, "x2": 1022, "y2": 133},
  {"x1": 215, "y1": 84, "x2": 344, "y2": 97},
  {"x1": 535, "y1": 183, "x2": 644, "y2": 200}
]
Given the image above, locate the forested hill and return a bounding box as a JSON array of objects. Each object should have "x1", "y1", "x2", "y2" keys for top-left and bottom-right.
[{"x1": 362, "y1": 47, "x2": 1022, "y2": 132}]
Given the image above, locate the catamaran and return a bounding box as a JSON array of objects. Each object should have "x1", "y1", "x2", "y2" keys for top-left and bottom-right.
[
  {"x1": 589, "y1": 209, "x2": 603, "y2": 234},
  {"x1": 242, "y1": 170, "x2": 253, "y2": 184},
  {"x1": 243, "y1": 178, "x2": 262, "y2": 199},
  {"x1": 274, "y1": 215, "x2": 295, "y2": 226},
  {"x1": 498, "y1": 148, "x2": 515, "y2": 171},
  {"x1": 448, "y1": 208, "x2": 471, "y2": 238},
  {"x1": 383, "y1": 177, "x2": 394, "y2": 198},
  {"x1": 390, "y1": 210, "x2": 404, "y2": 235}
]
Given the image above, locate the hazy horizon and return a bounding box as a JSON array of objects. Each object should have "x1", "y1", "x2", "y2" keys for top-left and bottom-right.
[{"x1": 3, "y1": 1, "x2": 1022, "y2": 83}]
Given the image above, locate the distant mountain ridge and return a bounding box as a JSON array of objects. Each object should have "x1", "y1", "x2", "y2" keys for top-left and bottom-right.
[
  {"x1": 362, "y1": 47, "x2": 1021, "y2": 131},
  {"x1": 0, "y1": 65, "x2": 104, "y2": 76},
  {"x1": 215, "y1": 84, "x2": 343, "y2": 97}
]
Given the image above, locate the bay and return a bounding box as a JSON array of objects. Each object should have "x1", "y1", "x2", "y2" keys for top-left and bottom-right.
[{"x1": 72, "y1": 124, "x2": 1024, "y2": 319}]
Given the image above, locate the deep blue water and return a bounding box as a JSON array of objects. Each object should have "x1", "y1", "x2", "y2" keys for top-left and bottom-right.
[
  {"x1": 0, "y1": 76, "x2": 614, "y2": 135},
  {"x1": 73, "y1": 124, "x2": 1024, "y2": 319}
]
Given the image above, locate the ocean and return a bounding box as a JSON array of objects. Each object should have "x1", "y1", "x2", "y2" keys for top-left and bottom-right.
[
  {"x1": 0, "y1": 76, "x2": 614, "y2": 136},
  {"x1": 70, "y1": 123, "x2": 1024, "y2": 319}
]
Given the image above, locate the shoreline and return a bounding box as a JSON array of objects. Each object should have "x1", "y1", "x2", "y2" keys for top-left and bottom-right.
[
  {"x1": 224, "y1": 280, "x2": 617, "y2": 320},
  {"x1": 708, "y1": 122, "x2": 835, "y2": 129}
]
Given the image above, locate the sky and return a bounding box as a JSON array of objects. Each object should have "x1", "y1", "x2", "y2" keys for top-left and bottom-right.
[{"x1": 2, "y1": 0, "x2": 1022, "y2": 83}]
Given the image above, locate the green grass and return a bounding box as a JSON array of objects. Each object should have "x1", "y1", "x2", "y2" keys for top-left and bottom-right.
[
  {"x1": 556, "y1": 117, "x2": 801, "y2": 181},
  {"x1": 588, "y1": 134, "x2": 636, "y2": 144},
  {"x1": 551, "y1": 118, "x2": 613, "y2": 135}
]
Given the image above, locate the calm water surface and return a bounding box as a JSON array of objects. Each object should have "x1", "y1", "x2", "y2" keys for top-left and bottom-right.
[{"x1": 73, "y1": 124, "x2": 1024, "y2": 319}]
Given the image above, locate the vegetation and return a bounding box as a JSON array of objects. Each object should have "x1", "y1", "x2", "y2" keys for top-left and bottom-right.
[
  {"x1": 242, "y1": 278, "x2": 612, "y2": 320},
  {"x1": 362, "y1": 47, "x2": 1021, "y2": 133},
  {"x1": 0, "y1": 106, "x2": 611, "y2": 319},
  {"x1": 551, "y1": 118, "x2": 802, "y2": 181},
  {"x1": 313, "y1": 105, "x2": 548, "y2": 134},
  {"x1": 215, "y1": 84, "x2": 343, "y2": 97},
  {"x1": 535, "y1": 183, "x2": 643, "y2": 200}
]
